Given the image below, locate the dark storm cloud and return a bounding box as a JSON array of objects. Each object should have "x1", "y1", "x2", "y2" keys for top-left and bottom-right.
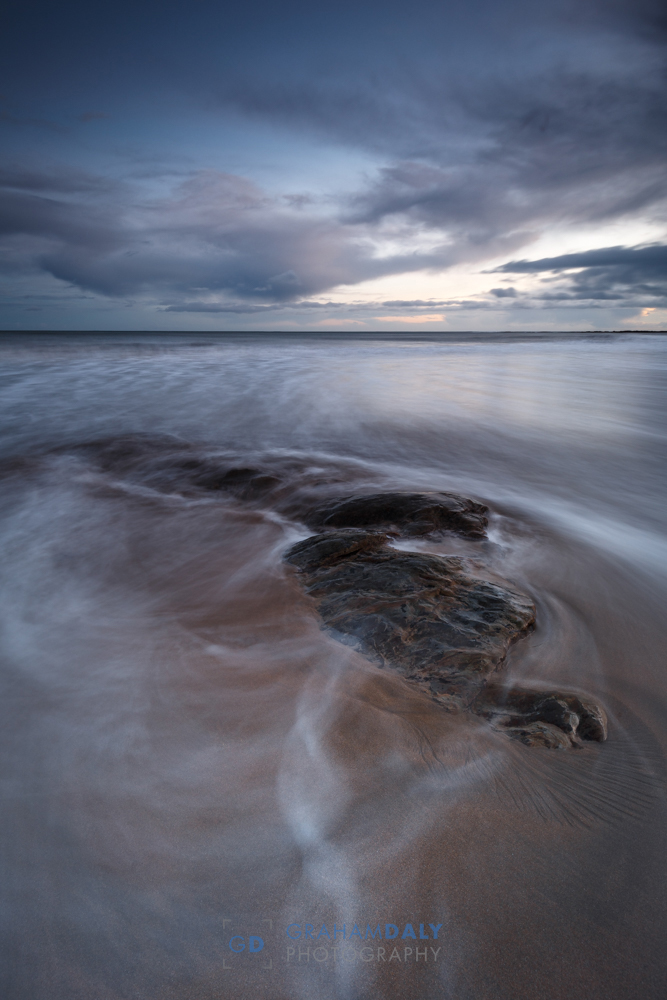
[
  {"x1": 0, "y1": 168, "x2": 444, "y2": 305},
  {"x1": 1, "y1": 0, "x2": 667, "y2": 315},
  {"x1": 2, "y1": 162, "x2": 665, "y2": 311},
  {"x1": 216, "y1": 15, "x2": 667, "y2": 278},
  {"x1": 0, "y1": 188, "x2": 121, "y2": 250},
  {"x1": 493, "y1": 244, "x2": 667, "y2": 274},
  {"x1": 341, "y1": 66, "x2": 667, "y2": 236},
  {"x1": 209, "y1": 0, "x2": 667, "y2": 264},
  {"x1": 493, "y1": 244, "x2": 667, "y2": 303}
]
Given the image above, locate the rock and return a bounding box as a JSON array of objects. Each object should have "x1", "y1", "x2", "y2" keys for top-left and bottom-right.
[
  {"x1": 473, "y1": 685, "x2": 608, "y2": 746},
  {"x1": 285, "y1": 529, "x2": 607, "y2": 749},
  {"x1": 76, "y1": 437, "x2": 283, "y2": 500},
  {"x1": 185, "y1": 465, "x2": 282, "y2": 499},
  {"x1": 285, "y1": 530, "x2": 387, "y2": 571},
  {"x1": 303, "y1": 491, "x2": 489, "y2": 538},
  {"x1": 285, "y1": 529, "x2": 534, "y2": 711},
  {"x1": 505, "y1": 722, "x2": 576, "y2": 750}
]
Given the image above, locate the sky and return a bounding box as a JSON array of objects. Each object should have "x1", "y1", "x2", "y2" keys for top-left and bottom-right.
[{"x1": 1, "y1": 0, "x2": 666, "y2": 331}]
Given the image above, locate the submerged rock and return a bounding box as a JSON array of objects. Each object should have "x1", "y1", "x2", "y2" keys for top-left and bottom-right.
[
  {"x1": 76, "y1": 436, "x2": 283, "y2": 500},
  {"x1": 304, "y1": 491, "x2": 489, "y2": 539},
  {"x1": 285, "y1": 527, "x2": 607, "y2": 750}
]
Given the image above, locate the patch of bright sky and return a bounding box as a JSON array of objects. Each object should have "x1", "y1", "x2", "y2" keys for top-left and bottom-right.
[
  {"x1": 512, "y1": 214, "x2": 667, "y2": 261},
  {"x1": 319, "y1": 209, "x2": 667, "y2": 308},
  {"x1": 364, "y1": 225, "x2": 453, "y2": 261},
  {"x1": 321, "y1": 266, "x2": 488, "y2": 305}
]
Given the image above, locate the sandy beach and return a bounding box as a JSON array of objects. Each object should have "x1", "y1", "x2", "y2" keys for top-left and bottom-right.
[{"x1": 1, "y1": 332, "x2": 666, "y2": 999}]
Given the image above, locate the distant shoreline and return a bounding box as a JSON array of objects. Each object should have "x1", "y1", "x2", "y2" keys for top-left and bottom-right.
[{"x1": 0, "y1": 328, "x2": 665, "y2": 341}]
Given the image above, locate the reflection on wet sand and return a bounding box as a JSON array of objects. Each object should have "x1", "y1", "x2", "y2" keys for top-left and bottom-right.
[{"x1": 1, "y1": 334, "x2": 666, "y2": 1000}]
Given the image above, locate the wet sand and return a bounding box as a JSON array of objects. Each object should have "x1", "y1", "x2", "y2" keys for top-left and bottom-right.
[{"x1": 1, "y1": 333, "x2": 666, "y2": 999}]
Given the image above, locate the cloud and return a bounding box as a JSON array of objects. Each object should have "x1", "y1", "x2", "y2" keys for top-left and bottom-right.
[
  {"x1": 492, "y1": 243, "x2": 667, "y2": 303},
  {"x1": 380, "y1": 299, "x2": 450, "y2": 307},
  {"x1": 2, "y1": 0, "x2": 667, "y2": 323},
  {"x1": 375, "y1": 314, "x2": 445, "y2": 323},
  {"x1": 492, "y1": 243, "x2": 667, "y2": 274},
  {"x1": 0, "y1": 166, "x2": 458, "y2": 308},
  {"x1": 316, "y1": 318, "x2": 366, "y2": 326},
  {"x1": 215, "y1": 1, "x2": 667, "y2": 252},
  {"x1": 161, "y1": 302, "x2": 276, "y2": 314},
  {"x1": 2, "y1": 157, "x2": 665, "y2": 319}
]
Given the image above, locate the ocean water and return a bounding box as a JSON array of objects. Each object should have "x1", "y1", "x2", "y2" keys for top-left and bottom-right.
[{"x1": 1, "y1": 332, "x2": 666, "y2": 1000}]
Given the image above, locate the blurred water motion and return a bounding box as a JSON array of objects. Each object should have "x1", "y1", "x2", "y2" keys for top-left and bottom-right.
[{"x1": 1, "y1": 332, "x2": 666, "y2": 1000}]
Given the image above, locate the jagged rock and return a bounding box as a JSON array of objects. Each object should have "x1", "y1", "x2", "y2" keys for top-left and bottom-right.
[
  {"x1": 285, "y1": 529, "x2": 607, "y2": 749},
  {"x1": 473, "y1": 686, "x2": 608, "y2": 747},
  {"x1": 285, "y1": 529, "x2": 534, "y2": 710},
  {"x1": 303, "y1": 491, "x2": 489, "y2": 539}
]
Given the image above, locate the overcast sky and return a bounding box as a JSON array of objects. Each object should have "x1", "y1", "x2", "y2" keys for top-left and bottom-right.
[{"x1": 1, "y1": 0, "x2": 666, "y2": 331}]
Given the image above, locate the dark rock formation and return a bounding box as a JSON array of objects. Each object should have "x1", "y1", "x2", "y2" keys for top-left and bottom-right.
[
  {"x1": 303, "y1": 491, "x2": 489, "y2": 539},
  {"x1": 286, "y1": 529, "x2": 534, "y2": 709},
  {"x1": 183, "y1": 465, "x2": 281, "y2": 498},
  {"x1": 474, "y1": 685, "x2": 608, "y2": 748},
  {"x1": 76, "y1": 436, "x2": 283, "y2": 500},
  {"x1": 72, "y1": 441, "x2": 606, "y2": 750},
  {"x1": 285, "y1": 527, "x2": 607, "y2": 750}
]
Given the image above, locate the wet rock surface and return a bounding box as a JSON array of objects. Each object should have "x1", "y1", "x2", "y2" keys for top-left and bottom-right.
[
  {"x1": 304, "y1": 490, "x2": 489, "y2": 538},
  {"x1": 286, "y1": 525, "x2": 608, "y2": 750},
  {"x1": 75, "y1": 435, "x2": 285, "y2": 501},
  {"x1": 286, "y1": 529, "x2": 535, "y2": 709},
  {"x1": 474, "y1": 685, "x2": 608, "y2": 748}
]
